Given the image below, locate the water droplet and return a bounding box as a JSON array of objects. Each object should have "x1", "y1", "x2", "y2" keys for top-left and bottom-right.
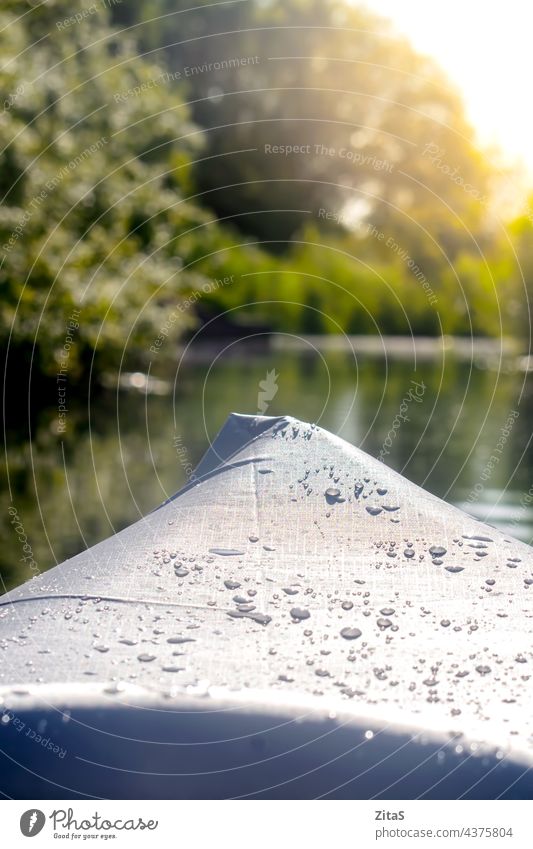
[
  {"x1": 366, "y1": 506, "x2": 382, "y2": 516},
  {"x1": 445, "y1": 566, "x2": 464, "y2": 574},
  {"x1": 290, "y1": 607, "x2": 310, "y2": 621},
  {"x1": 429, "y1": 546, "x2": 447, "y2": 558},
  {"x1": 324, "y1": 487, "x2": 342, "y2": 504},
  {"x1": 167, "y1": 636, "x2": 196, "y2": 645},
  {"x1": 380, "y1": 607, "x2": 395, "y2": 616},
  {"x1": 340, "y1": 627, "x2": 362, "y2": 640},
  {"x1": 227, "y1": 610, "x2": 271, "y2": 626},
  {"x1": 137, "y1": 653, "x2": 156, "y2": 662},
  {"x1": 224, "y1": 580, "x2": 241, "y2": 590},
  {"x1": 209, "y1": 548, "x2": 244, "y2": 556}
]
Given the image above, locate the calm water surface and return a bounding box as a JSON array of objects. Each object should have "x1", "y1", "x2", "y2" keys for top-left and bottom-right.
[{"x1": 2, "y1": 341, "x2": 533, "y2": 591}]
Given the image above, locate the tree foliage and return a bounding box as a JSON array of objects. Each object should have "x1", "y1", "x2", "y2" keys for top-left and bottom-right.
[
  {"x1": 0, "y1": 0, "x2": 527, "y2": 390},
  {"x1": 112, "y1": 0, "x2": 494, "y2": 255},
  {"x1": 0, "y1": 0, "x2": 251, "y2": 378}
]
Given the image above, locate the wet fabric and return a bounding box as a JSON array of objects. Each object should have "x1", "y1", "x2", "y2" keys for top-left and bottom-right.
[{"x1": 1, "y1": 414, "x2": 532, "y2": 799}]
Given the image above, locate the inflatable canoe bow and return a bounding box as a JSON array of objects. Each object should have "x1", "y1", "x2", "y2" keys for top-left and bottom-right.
[{"x1": 1, "y1": 414, "x2": 532, "y2": 799}]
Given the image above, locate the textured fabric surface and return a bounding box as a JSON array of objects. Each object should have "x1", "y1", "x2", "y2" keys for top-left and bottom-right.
[{"x1": 1, "y1": 413, "x2": 532, "y2": 797}]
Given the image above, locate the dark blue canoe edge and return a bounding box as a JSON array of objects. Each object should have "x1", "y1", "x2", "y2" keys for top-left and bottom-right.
[{"x1": 1, "y1": 686, "x2": 531, "y2": 800}]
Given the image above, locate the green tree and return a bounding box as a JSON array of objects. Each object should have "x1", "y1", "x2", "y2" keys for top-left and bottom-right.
[
  {"x1": 0, "y1": 0, "x2": 237, "y2": 380},
  {"x1": 111, "y1": 0, "x2": 494, "y2": 256}
]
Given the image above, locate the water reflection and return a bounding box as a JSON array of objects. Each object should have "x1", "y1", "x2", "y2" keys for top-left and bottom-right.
[{"x1": 2, "y1": 343, "x2": 533, "y2": 591}]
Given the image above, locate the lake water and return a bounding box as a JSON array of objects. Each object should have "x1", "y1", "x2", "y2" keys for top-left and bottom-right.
[{"x1": 2, "y1": 338, "x2": 533, "y2": 592}]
